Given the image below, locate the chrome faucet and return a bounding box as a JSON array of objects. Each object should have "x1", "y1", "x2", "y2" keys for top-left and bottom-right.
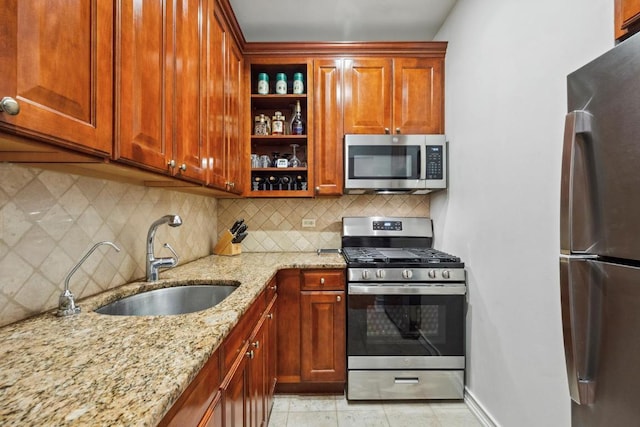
[
  {"x1": 146, "y1": 214, "x2": 182, "y2": 281},
  {"x1": 57, "y1": 241, "x2": 121, "y2": 317}
]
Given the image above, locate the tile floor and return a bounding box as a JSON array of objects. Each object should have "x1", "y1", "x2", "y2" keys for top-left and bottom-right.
[{"x1": 267, "y1": 394, "x2": 482, "y2": 427}]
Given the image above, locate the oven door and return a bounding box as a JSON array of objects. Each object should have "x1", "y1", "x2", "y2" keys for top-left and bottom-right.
[{"x1": 347, "y1": 283, "x2": 465, "y2": 370}]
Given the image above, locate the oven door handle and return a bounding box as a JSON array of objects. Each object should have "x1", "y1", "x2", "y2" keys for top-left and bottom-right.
[{"x1": 348, "y1": 284, "x2": 466, "y2": 295}]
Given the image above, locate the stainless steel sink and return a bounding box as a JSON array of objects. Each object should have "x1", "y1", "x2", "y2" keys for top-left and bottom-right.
[{"x1": 95, "y1": 283, "x2": 238, "y2": 316}]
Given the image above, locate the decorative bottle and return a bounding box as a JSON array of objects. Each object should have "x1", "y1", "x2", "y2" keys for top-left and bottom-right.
[{"x1": 290, "y1": 100, "x2": 305, "y2": 135}]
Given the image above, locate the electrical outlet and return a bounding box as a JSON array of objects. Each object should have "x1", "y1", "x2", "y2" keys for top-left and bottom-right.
[{"x1": 302, "y1": 218, "x2": 316, "y2": 228}]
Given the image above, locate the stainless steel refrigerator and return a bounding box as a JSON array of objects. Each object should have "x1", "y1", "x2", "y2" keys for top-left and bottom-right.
[{"x1": 561, "y1": 31, "x2": 640, "y2": 426}]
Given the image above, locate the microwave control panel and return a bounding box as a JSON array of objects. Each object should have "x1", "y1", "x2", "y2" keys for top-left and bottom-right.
[{"x1": 425, "y1": 146, "x2": 444, "y2": 180}]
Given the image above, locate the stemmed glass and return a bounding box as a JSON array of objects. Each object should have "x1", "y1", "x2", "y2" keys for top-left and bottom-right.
[{"x1": 289, "y1": 144, "x2": 301, "y2": 168}]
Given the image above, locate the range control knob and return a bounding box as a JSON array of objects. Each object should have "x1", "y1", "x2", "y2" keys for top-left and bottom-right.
[
  {"x1": 428, "y1": 270, "x2": 437, "y2": 279},
  {"x1": 442, "y1": 270, "x2": 451, "y2": 279},
  {"x1": 376, "y1": 269, "x2": 386, "y2": 279},
  {"x1": 361, "y1": 270, "x2": 371, "y2": 280},
  {"x1": 402, "y1": 269, "x2": 413, "y2": 279}
]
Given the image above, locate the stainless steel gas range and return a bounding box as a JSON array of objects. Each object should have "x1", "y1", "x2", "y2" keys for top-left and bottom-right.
[{"x1": 342, "y1": 216, "x2": 466, "y2": 400}]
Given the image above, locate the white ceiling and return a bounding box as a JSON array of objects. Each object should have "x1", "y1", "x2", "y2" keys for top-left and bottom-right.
[{"x1": 228, "y1": 0, "x2": 458, "y2": 42}]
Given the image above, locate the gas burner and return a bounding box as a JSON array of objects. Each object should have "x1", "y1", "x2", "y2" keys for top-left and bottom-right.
[{"x1": 342, "y1": 246, "x2": 464, "y2": 268}]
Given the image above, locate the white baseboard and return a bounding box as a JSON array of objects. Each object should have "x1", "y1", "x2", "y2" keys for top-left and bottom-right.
[{"x1": 465, "y1": 387, "x2": 499, "y2": 427}]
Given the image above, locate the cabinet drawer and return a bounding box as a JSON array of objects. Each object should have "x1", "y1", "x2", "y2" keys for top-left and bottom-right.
[
  {"x1": 301, "y1": 269, "x2": 345, "y2": 291},
  {"x1": 223, "y1": 293, "x2": 264, "y2": 371}
]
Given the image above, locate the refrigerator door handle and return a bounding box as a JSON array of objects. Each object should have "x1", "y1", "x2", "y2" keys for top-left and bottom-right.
[
  {"x1": 560, "y1": 110, "x2": 594, "y2": 255},
  {"x1": 560, "y1": 255, "x2": 602, "y2": 405}
]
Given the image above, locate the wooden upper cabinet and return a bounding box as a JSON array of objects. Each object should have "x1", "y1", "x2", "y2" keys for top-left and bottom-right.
[
  {"x1": 313, "y1": 59, "x2": 344, "y2": 196},
  {"x1": 393, "y1": 58, "x2": 444, "y2": 134},
  {"x1": 343, "y1": 57, "x2": 444, "y2": 135},
  {"x1": 344, "y1": 58, "x2": 392, "y2": 134},
  {"x1": 225, "y1": 36, "x2": 244, "y2": 194},
  {"x1": 0, "y1": 1, "x2": 113, "y2": 156},
  {"x1": 616, "y1": 0, "x2": 640, "y2": 40},
  {"x1": 206, "y1": 6, "x2": 227, "y2": 191},
  {"x1": 205, "y1": 5, "x2": 243, "y2": 194},
  {"x1": 116, "y1": 0, "x2": 207, "y2": 182},
  {"x1": 172, "y1": 0, "x2": 207, "y2": 183},
  {"x1": 116, "y1": 0, "x2": 172, "y2": 172}
]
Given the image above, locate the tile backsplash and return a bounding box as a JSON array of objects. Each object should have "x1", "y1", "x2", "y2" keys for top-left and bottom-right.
[
  {"x1": 217, "y1": 195, "x2": 430, "y2": 252},
  {"x1": 0, "y1": 164, "x2": 217, "y2": 327},
  {"x1": 0, "y1": 162, "x2": 430, "y2": 327}
]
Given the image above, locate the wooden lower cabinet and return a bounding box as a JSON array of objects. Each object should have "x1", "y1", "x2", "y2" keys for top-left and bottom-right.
[
  {"x1": 276, "y1": 269, "x2": 346, "y2": 392},
  {"x1": 300, "y1": 291, "x2": 346, "y2": 382},
  {"x1": 221, "y1": 288, "x2": 277, "y2": 427},
  {"x1": 160, "y1": 285, "x2": 277, "y2": 427}
]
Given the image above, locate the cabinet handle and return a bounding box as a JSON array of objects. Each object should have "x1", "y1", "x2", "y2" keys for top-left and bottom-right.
[
  {"x1": 252, "y1": 340, "x2": 260, "y2": 349},
  {"x1": 246, "y1": 350, "x2": 254, "y2": 359},
  {"x1": 395, "y1": 128, "x2": 401, "y2": 134},
  {"x1": 384, "y1": 128, "x2": 390, "y2": 134},
  {"x1": 0, "y1": 97, "x2": 20, "y2": 115},
  {"x1": 168, "y1": 159, "x2": 176, "y2": 168},
  {"x1": 179, "y1": 163, "x2": 187, "y2": 172},
  {"x1": 315, "y1": 186, "x2": 320, "y2": 193},
  {"x1": 320, "y1": 277, "x2": 325, "y2": 285},
  {"x1": 267, "y1": 313, "x2": 273, "y2": 319},
  {"x1": 337, "y1": 295, "x2": 342, "y2": 302},
  {"x1": 269, "y1": 284, "x2": 277, "y2": 291},
  {"x1": 225, "y1": 181, "x2": 235, "y2": 189}
]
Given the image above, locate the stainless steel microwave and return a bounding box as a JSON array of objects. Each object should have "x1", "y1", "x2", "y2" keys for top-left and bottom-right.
[{"x1": 344, "y1": 134, "x2": 447, "y2": 194}]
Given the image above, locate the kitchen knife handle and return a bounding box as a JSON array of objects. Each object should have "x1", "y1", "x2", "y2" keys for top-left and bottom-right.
[{"x1": 560, "y1": 110, "x2": 594, "y2": 255}]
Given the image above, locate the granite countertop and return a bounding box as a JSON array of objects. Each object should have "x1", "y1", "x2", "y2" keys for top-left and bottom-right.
[{"x1": 0, "y1": 252, "x2": 345, "y2": 426}]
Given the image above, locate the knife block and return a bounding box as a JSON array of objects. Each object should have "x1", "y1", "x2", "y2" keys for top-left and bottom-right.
[{"x1": 213, "y1": 230, "x2": 242, "y2": 256}]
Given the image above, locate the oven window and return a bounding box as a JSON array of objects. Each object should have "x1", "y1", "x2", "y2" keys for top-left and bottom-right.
[
  {"x1": 348, "y1": 145, "x2": 421, "y2": 179},
  {"x1": 347, "y1": 294, "x2": 464, "y2": 357}
]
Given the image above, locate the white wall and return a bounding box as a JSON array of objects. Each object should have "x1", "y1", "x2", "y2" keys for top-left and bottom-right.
[{"x1": 432, "y1": 1, "x2": 612, "y2": 425}]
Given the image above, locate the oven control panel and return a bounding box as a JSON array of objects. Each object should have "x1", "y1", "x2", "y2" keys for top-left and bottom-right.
[{"x1": 372, "y1": 220, "x2": 402, "y2": 231}]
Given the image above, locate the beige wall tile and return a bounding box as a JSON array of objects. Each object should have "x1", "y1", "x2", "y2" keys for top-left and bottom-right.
[{"x1": 0, "y1": 164, "x2": 217, "y2": 327}]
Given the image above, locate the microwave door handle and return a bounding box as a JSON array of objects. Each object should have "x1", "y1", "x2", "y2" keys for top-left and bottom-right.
[
  {"x1": 560, "y1": 110, "x2": 593, "y2": 254},
  {"x1": 420, "y1": 144, "x2": 427, "y2": 180}
]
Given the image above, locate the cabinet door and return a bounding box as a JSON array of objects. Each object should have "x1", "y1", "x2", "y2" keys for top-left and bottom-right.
[
  {"x1": 265, "y1": 299, "x2": 277, "y2": 420},
  {"x1": 248, "y1": 316, "x2": 267, "y2": 427},
  {"x1": 200, "y1": 393, "x2": 223, "y2": 427},
  {"x1": 0, "y1": 1, "x2": 113, "y2": 156},
  {"x1": 300, "y1": 291, "x2": 346, "y2": 383},
  {"x1": 223, "y1": 352, "x2": 249, "y2": 427},
  {"x1": 313, "y1": 59, "x2": 344, "y2": 196},
  {"x1": 224, "y1": 36, "x2": 244, "y2": 194},
  {"x1": 616, "y1": 0, "x2": 640, "y2": 39},
  {"x1": 116, "y1": 0, "x2": 172, "y2": 172},
  {"x1": 343, "y1": 58, "x2": 392, "y2": 134},
  {"x1": 276, "y1": 269, "x2": 302, "y2": 384},
  {"x1": 173, "y1": 0, "x2": 207, "y2": 182},
  {"x1": 393, "y1": 58, "x2": 444, "y2": 134},
  {"x1": 206, "y1": 7, "x2": 227, "y2": 190}
]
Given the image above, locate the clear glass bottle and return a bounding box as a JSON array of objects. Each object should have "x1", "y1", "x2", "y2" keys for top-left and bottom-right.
[{"x1": 290, "y1": 100, "x2": 304, "y2": 135}]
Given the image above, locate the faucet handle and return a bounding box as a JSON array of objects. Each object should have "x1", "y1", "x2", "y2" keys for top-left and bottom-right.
[{"x1": 162, "y1": 243, "x2": 180, "y2": 265}]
